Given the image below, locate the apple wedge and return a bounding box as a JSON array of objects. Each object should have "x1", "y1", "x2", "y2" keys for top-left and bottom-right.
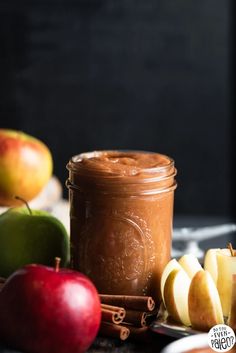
[
  {"x1": 178, "y1": 254, "x2": 203, "y2": 279},
  {"x1": 160, "y1": 259, "x2": 182, "y2": 305},
  {"x1": 204, "y1": 248, "x2": 220, "y2": 284},
  {"x1": 164, "y1": 268, "x2": 191, "y2": 326},
  {"x1": 188, "y1": 270, "x2": 224, "y2": 331},
  {"x1": 228, "y1": 274, "x2": 236, "y2": 330},
  {"x1": 217, "y1": 249, "x2": 236, "y2": 317}
]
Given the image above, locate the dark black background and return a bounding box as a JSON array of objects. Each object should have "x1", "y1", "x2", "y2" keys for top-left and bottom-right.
[{"x1": 0, "y1": 0, "x2": 233, "y2": 218}]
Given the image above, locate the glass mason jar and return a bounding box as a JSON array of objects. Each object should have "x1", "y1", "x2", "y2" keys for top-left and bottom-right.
[{"x1": 66, "y1": 151, "x2": 177, "y2": 301}]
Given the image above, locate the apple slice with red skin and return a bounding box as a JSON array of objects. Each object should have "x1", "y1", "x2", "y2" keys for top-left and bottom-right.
[
  {"x1": 188, "y1": 270, "x2": 224, "y2": 331},
  {"x1": 0, "y1": 259, "x2": 101, "y2": 353}
]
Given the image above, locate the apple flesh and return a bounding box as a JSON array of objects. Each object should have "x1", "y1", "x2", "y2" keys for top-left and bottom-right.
[
  {"x1": 164, "y1": 268, "x2": 191, "y2": 326},
  {"x1": 204, "y1": 248, "x2": 220, "y2": 284},
  {"x1": 228, "y1": 274, "x2": 236, "y2": 330},
  {"x1": 0, "y1": 129, "x2": 53, "y2": 206},
  {"x1": 160, "y1": 258, "x2": 182, "y2": 305},
  {"x1": 217, "y1": 249, "x2": 236, "y2": 317},
  {"x1": 178, "y1": 254, "x2": 203, "y2": 279},
  {"x1": 0, "y1": 263, "x2": 101, "y2": 353},
  {"x1": 188, "y1": 270, "x2": 224, "y2": 331},
  {"x1": 204, "y1": 248, "x2": 236, "y2": 317},
  {"x1": 161, "y1": 254, "x2": 225, "y2": 331},
  {"x1": 0, "y1": 206, "x2": 69, "y2": 277}
]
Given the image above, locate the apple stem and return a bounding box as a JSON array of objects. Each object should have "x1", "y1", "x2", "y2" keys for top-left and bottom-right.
[
  {"x1": 55, "y1": 257, "x2": 61, "y2": 272},
  {"x1": 14, "y1": 196, "x2": 32, "y2": 215},
  {"x1": 228, "y1": 243, "x2": 235, "y2": 257}
]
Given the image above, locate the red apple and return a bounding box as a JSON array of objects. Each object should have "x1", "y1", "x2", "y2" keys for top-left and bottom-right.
[
  {"x1": 0, "y1": 260, "x2": 101, "y2": 353},
  {"x1": 0, "y1": 129, "x2": 53, "y2": 206}
]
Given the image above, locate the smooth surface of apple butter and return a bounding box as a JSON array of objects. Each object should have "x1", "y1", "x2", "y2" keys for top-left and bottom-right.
[{"x1": 66, "y1": 151, "x2": 177, "y2": 301}]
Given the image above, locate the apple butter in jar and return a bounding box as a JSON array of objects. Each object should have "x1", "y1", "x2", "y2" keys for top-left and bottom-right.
[{"x1": 66, "y1": 151, "x2": 177, "y2": 301}]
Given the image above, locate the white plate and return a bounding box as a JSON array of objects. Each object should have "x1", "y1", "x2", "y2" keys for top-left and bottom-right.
[{"x1": 160, "y1": 333, "x2": 209, "y2": 353}]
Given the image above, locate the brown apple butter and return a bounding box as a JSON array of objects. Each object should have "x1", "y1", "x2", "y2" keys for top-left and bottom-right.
[{"x1": 66, "y1": 151, "x2": 177, "y2": 301}]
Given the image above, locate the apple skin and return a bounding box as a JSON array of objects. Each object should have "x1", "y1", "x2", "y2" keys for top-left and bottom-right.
[
  {"x1": 0, "y1": 264, "x2": 101, "y2": 353},
  {"x1": 0, "y1": 207, "x2": 69, "y2": 277},
  {"x1": 0, "y1": 129, "x2": 53, "y2": 206},
  {"x1": 188, "y1": 270, "x2": 224, "y2": 331}
]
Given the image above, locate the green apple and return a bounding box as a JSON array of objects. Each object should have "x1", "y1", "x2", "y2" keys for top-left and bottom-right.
[
  {"x1": 0, "y1": 205, "x2": 69, "y2": 278},
  {"x1": 0, "y1": 129, "x2": 53, "y2": 206}
]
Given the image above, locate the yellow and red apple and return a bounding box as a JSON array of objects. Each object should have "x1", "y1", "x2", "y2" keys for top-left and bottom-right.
[{"x1": 0, "y1": 129, "x2": 53, "y2": 206}]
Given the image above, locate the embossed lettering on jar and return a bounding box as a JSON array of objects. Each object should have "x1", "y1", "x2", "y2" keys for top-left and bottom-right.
[{"x1": 66, "y1": 151, "x2": 177, "y2": 301}]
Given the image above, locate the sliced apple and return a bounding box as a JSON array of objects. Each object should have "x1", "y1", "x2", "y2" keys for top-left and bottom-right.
[
  {"x1": 164, "y1": 268, "x2": 191, "y2": 326},
  {"x1": 160, "y1": 259, "x2": 182, "y2": 305},
  {"x1": 188, "y1": 270, "x2": 224, "y2": 331},
  {"x1": 204, "y1": 248, "x2": 220, "y2": 284},
  {"x1": 217, "y1": 249, "x2": 236, "y2": 317},
  {"x1": 178, "y1": 254, "x2": 203, "y2": 279},
  {"x1": 228, "y1": 274, "x2": 236, "y2": 330}
]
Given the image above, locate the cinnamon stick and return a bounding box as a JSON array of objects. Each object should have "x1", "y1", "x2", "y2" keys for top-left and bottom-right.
[
  {"x1": 99, "y1": 322, "x2": 130, "y2": 340},
  {"x1": 99, "y1": 295, "x2": 155, "y2": 312},
  {"x1": 101, "y1": 308, "x2": 124, "y2": 324},
  {"x1": 124, "y1": 310, "x2": 147, "y2": 327},
  {"x1": 101, "y1": 304, "x2": 126, "y2": 320},
  {"x1": 122, "y1": 324, "x2": 149, "y2": 340}
]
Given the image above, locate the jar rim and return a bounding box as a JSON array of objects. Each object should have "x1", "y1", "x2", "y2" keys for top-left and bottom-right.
[
  {"x1": 67, "y1": 150, "x2": 175, "y2": 180},
  {"x1": 67, "y1": 150, "x2": 177, "y2": 194}
]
